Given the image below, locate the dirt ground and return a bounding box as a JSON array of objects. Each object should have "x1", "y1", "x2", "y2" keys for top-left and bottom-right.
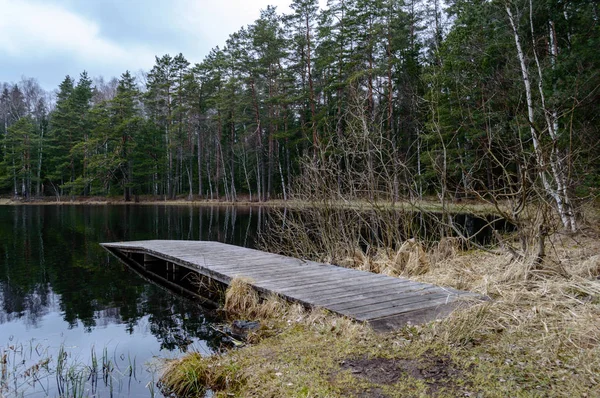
[{"x1": 340, "y1": 351, "x2": 469, "y2": 397}]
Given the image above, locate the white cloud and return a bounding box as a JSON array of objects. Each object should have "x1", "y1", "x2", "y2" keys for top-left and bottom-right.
[
  {"x1": 0, "y1": 0, "x2": 329, "y2": 88},
  {"x1": 175, "y1": 0, "x2": 281, "y2": 54},
  {"x1": 176, "y1": 0, "x2": 327, "y2": 56},
  {"x1": 0, "y1": 0, "x2": 156, "y2": 70}
]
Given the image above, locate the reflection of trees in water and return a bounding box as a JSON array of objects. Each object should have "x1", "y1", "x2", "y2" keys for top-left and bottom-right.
[
  {"x1": 0, "y1": 283, "x2": 53, "y2": 327},
  {"x1": 145, "y1": 288, "x2": 223, "y2": 352},
  {"x1": 0, "y1": 205, "x2": 264, "y2": 350}
]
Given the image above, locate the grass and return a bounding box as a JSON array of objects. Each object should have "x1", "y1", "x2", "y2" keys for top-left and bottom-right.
[
  {"x1": 0, "y1": 195, "x2": 500, "y2": 215},
  {"x1": 160, "y1": 232, "x2": 600, "y2": 397}
]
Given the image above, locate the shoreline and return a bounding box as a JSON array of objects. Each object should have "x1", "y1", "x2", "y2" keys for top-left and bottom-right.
[{"x1": 0, "y1": 196, "x2": 500, "y2": 214}]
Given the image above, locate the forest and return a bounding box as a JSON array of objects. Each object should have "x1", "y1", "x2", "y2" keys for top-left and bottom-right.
[{"x1": 1, "y1": 0, "x2": 598, "y2": 224}]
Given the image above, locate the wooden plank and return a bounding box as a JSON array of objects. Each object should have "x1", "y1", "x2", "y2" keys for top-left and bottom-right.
[
  {"x1": 126, "y1": 251, "x2": 235, "y2": 285},
  {"x1": 177, "y1": 250, "x2": 307, "y2": 263},
  {"x1": 264, "y1": 275, "x2": 402, "y2": 295},
  {"x1": 366, "y1": 302, "x2": 463, "y2": 331},
  {"x1": 259, "y1": 273, "x2": 378, "y2": 292},
  {"x1": 347, "y1": 288, "x2": 460, "y2": 313},
  {"x1": 311, "y1": 285, "x2": 443, "y2": 308},
  {"x1": 196, "y1": 259, "x2": 307, "y2": 272},
  {"x1": 101, "y1": 240, "x2": 483, "y2": 330},
  {"x1": 185, "y1": 260, "x2": 295, "y2": 273},
  {"x1": 234, "y1": 267, "x2": 338, "y2": 282},
  {"x1": 149, "y1": 253, "x2": 337, "y2": 294},
  {"x1": 327, "y1": 289, "x2": 450, "y2": 313},
  {"x1": 272, "y1": 275, "x2": 406, "y2": 296},
  {"x1": 289, "y1": 279, "x2": 418, "y2": 302},
  {"x1": 251, "y1": 265, "x2": 355, "y2": 281},
  {"x1": 351, "y1": 296, "x2": 459, "y2": 321}
]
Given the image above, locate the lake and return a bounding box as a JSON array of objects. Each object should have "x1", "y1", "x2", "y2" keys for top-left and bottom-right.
[{"x1": 0, "y1": 205, "x2": 266, "y2": 398}]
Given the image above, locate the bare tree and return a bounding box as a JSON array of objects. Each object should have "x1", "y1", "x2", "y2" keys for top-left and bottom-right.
[{"x1": 505, "y1": 1, "x2": 577, "y2": 232}]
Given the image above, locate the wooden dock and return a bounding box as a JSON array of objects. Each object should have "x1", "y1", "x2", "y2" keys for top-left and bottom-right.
[{"x1": 101, "y1": 240, "x2": 481, "y2": 331}]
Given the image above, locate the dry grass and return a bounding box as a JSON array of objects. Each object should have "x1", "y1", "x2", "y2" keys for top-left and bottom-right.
[
  {"x1": 339, "y1": 238, "x2": 432, "y2": 277},
  {"x1": 161, "y1": 232, "x2": 600, "y2": 397},
  {"x1": 407, "y1": 233, "x2": 600, "y2": 396},
  {"x1": 0, "y1": 195, "x2": 501, "y2": 216},
  {"x1": 223, "y1": 277, "x2": 261, "y2": 317}
]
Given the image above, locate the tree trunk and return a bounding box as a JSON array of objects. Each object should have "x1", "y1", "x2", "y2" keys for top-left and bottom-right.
[
  {"x1": 197, "y1": 127, "x2": 203, "y2": 198},
  {"x1": 36, "y1": 123, "x2": 43, "y2": 197},
  {"x1": 230, "y1": 113, "x2": 236, "y2": 202},
  {"x1": 506, "y1": 3, "x2": 576, "y2": 232},
  {"x1": 242, "y1": 144, "x2": 252, "y2": 202},
  {"x1": 279, "y1": 151, "x2": 287, "y2": 201},
  {"x1": 306, "y1": 14, "x2": 318, "y2": 158},
  {"x1": 250, "y1": 78, "x2": 264, "y2": 202}
]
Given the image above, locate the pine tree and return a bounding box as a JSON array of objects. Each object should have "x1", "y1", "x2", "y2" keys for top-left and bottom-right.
[
  {"x1": 48, "y1": 76, "x2": 75, "y2": 197},
  {"x1": 111, "y1": 71, "x2": 142, "y2": 200},
  {"x1": 2, "y1": 116, "x2": 36, "y2": 199},
  {"x1": 145, "y1": 54, "x2": 190, "y2": 198},
  {"x1": 286, "y1": 0, "x2": 321, "y2": 157},
  {"x1": 71, "y1": 71, "x2": 94, "y2": 195}
]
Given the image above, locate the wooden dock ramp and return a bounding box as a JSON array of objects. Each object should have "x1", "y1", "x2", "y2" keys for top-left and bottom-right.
[{"x1": 101, "y1": 240, "x2": 482, "y2": 331}]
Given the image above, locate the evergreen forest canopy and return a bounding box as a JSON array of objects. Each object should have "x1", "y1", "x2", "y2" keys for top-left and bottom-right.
[{"x1": 0, "y1": 0, "x2": 598, "y2": 231}]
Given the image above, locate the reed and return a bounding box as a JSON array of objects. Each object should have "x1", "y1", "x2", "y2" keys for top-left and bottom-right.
[{"x1": 0, "y1": 341, "x2": 158, "y2": 397}]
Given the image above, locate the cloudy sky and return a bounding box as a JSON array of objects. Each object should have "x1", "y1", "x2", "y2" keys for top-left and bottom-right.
[{"x1": 0, "y1": 0, "x2": 325, "y2": 90}]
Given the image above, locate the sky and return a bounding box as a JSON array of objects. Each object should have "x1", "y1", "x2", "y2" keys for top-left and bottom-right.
[{"x1": 0, "y1": 0, "x2": 326, "y2": 91}]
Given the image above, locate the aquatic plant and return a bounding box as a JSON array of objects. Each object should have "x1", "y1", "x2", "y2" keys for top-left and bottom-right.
[{"x1": 0, "y1": 340, "x2": 159, "y2": 397}]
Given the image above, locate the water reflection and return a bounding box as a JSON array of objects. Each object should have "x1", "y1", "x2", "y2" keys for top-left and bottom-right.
[{"x1": 0, "y1": 205, "x2": 266, "y2": 397}]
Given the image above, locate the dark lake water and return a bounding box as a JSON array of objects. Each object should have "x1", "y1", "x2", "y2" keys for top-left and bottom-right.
[{"x1": 0, "y1": 205, "x2": 266, "y2": 397}]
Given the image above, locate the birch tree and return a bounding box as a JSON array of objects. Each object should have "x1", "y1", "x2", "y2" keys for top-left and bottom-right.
[{"x1": 505, "y1": 0, "x2": 576, "y2": 231}]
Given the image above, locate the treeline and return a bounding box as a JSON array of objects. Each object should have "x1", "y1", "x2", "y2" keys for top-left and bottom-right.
[{"x1": 1, "y1": 0, "x2": 598, "y2": 212}]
